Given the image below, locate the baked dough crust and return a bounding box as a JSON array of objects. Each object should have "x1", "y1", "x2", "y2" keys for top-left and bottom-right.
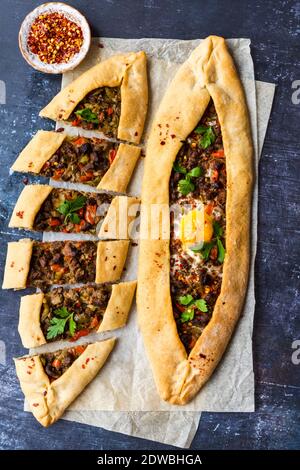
[
  {"x1": 99, "y1": 195, "x2": 140, "y2": 239},
  {"x1": 14, "y1": 339, "x2": 115, "y2": 427},
  {"x1": 9, "y1": 184, "x2": 53, "y2": 229},
  {"x1": 9, "y1": 185, "x2": 139, "y2": 238},
  {"x1": 95, "y1": 240, "x2": 129, "y2": 284},
  {"x1": 2, "y1": 239, "x2": 33, "y2": 289},
  {"x1": 11, "y1": 131, "x2": 140, "y2": 193},
  {"x1": 39, "y1": 52, "x2": 148, "y2": 144},
  {"x1": 97, "y1": 143, "x2": 141, "y2": 193},
  {"x1": 18, "y1": 281, "x2": 136, "y2": 348},
  {"x1": 137, "y1": 36, "x2": 253, "y2": 404},
  {"x1": 2, "y1": 239, "x2": 129, "y2": 289},
  {"x1": 11, "y1": 130, "x2": 66, "y2": 173}
]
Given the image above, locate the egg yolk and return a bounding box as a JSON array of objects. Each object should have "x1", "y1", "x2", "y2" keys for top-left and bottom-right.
[{"x1": 179, "y1": 208, "x2": 213, "y2": 248}]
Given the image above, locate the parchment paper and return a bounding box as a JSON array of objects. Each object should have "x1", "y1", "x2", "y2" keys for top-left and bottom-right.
[{"x1": 25, "y1": 38, "x2": 275, "y2": 446}]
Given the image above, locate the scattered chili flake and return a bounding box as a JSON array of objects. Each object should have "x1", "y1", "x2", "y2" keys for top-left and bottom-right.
[
  {"x1": 56, "y1": 127, "x2": 64, "y2": 133},
  {"x1": 134, "y1": 131, "x2": 138, "y2": 136},
  {"x1": 199, "y1": 353, "x2": 207, "y2": 359},
  {"x1": 16, "y1": 211, "x2": 24, "y2": 219},
  {"x1": 131, "y1": 242, "x2": 138, "y2": 247},
  {"x1": 43, "y1": 391, "x2": 47, "y2": 396},
  {"x1": 32, "y1": 403, "x2": 39, "y2": 407},
  {"x1": 27, "y1": 12, "x2": 84, "y2": 64},
  {"x1": 10, "y1": 262, "x2": 14, "y2": 268},
  {"x1": 160, "y1": 141, "x2": 166, "y2": 145},
  {"x1": 98, "y1": 43, "x2": 104, "y2": 49},
  {"x1": 22, "y1": 177, "x2": 29, "y2": 185},
  {"x1": 113, "y1": 265, "x2": 116, "y2": 270},
  {"x1": 171, "y1": 134, "x2": 176, "y2": 139},
  {"x1": 85, "y1": 358, "x2": 90, "y2": 364},
  {"x1": 82, "y1": 364, "x2": 86, "y2": 369}
]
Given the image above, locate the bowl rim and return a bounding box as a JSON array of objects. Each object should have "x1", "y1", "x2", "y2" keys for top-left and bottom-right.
[{"x1": 18, "y1": 1, "x2": 91, "y2": 74}]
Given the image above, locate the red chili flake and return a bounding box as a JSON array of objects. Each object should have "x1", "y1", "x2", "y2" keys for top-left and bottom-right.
[
  {"x1": 105, "y1": 256, "x2": 108, "y2": 261},
  {"x1": 32, "y1": 403, "x2": 39, "y2": 407},
  {"x1": 16, "y1": 211, "x2": 24, "y2": 219},
  {"x1": 171, "y1": 134, "x2": 176, "y2": 139},
  {"x1": 199, "y1": 353, "x2": 207, "y2": 359},
  {"x1": 85, "y1": 358, "x2": 90, "y2": 365},
  {"x1": 166, "y1": 124, "x2": 169, "y2": 128},
  {"x1": 160, "y1": 141, "x2": 166, "y2": 145},
  {"x1": 98, "y1": 43, "x2": 104, "y2": 49},
  {"x1": 28, "y1": 162, "x2": 33, "y2": 168},
  {"x1": 27, "y1": 371, "x2": 32, "y2": 375},
  {"x1": 158, "y1": 124, "x2": 162, "y2": 128},
  {"x1": 27, "y1": 12, "x2": 84, "y2": 65},
  {"x1": 18, "y1": 268, "x2": 24, "y2": 272},
  {"x1": 23, "y1": 177, "x2": 29, "y2": 185},
  {"x1": 56, "y1": 127, "x2": 64, "y2": 133},
  {"x1": 113, "y1": 265, "x2": 116, "y2": 270},
  {"x1": 10, "y1": 262, "x2": 14, "y2": 268},
  {"x1": 43, "y1": 391, "x2": 47, "y2": 396},
  {"x1": 134, "y1": 131, "x2": 138, "y2": 136},
  {"x1": 82, "y1": 364, "x2": 86, "y2": 369}
]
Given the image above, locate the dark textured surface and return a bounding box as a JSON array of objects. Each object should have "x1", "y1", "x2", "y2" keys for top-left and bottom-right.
[{"x1": 0, "y1": 0, "x2": 299, "y2": 450}]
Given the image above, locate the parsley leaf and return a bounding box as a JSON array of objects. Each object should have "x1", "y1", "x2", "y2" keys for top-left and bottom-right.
[
  {"x1": 213, "y1": 221, "x2": 223, "y2": 238},
  {"x1": 179, "y1": 294, "x2": 194, "y2": 306},
  {"x1": 47, "y1": 317, "x2": 68, "y2": 340},
  {"x1": 46, "y1": 307, "x2": 77, "y2": 340},
  {"x1": 173, "y1": 162, "x2": 187, "y2": 174},
  {"x1": 57, "y1": 195, "x2": 87, "y2": 224},
  {"x1": 178, "y1": 179, "x2": 195, "y2": 196},
  {"x1": 194, "y1": 125, "x2": 208, "y2": 134},
  {"x1": 198, "y1": 126, "x2": 216, "y2": 149},
  {"x1": 188, "y1": 166, "x2": 203, "y2": 178},
  {"x1": 69, "y1": 315, "x2": 76, "y2": 336},
  {"x1": 54, "y1": 306, "x2": 71, "y2": 318},
  {"x1": 75, "y1": 108, "x2": 99, "y2": 123},
  {"x1": 194, "y1": 299, "x2": 208, "y2": 312},
  {"x1": 180, "y1": 308, "x2": 195, "y2": 323},
  {"x1": 217, "y1": 238, "x2": 226, "y2": 263},
  {"x1": 191, "y1": 240, "x2": 214, "y2": 260}
]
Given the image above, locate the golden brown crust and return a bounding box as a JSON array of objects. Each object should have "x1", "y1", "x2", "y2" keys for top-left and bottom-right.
[
  {"x1": 98, "y1": 281, "x2": 137, "y2": 332},
  {"x1": 9, "y1": 185, "x2": 53, "y2": 230},
  {"x1": 14, "y1": 339, "x2": 116, "y2": 427},
  {"x1": 39, "y1": 52, "x2": 148, "y2": 144},
  {"x1": 95, "y1": 240, "x2": 129, "y2": 284},
  {"x1": 18, "y1": 293, "x2": 45, "y2": 348},
  {"x1": 2, "y1": 239, "x2": 33, "y2": 289},
  {"x1": 99, "y1": 196, "x2": 140, "y2": 239},
  {"x1": 18, "y1": 281, "x2": 136, "y2": 348},
  {"x1": 97, "y1": 143, "x2": 141, "y2": 193},
  {"x1": 137, "y1": 36, "x2": 253, "y2": 404},
  {"x1": 11, "y1": 130, "x2": 66, "y2": 173}
]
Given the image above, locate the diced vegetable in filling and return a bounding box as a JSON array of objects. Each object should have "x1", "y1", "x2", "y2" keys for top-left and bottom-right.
[
  {"x1": 169, "y1": 100, "x2": 226, "y2": 353},
  {"x1": 68, "y1": 87, "x2": 121, "y2": 137},
  {"x1": 41, "y1": 285, "x2": 111, "y2": 342},
  {"x1": 40, "y1": 345, "x2": 87, "y2": 381},
  {"x1": 40, "y1": 136, "x2": 117, "y2": 186},
  {"x1": 33, "y1": 188, "x2": 112, "y2": 234},
  {"x1": 27, "y1": 241, "x2": 97, "y2": 290}
]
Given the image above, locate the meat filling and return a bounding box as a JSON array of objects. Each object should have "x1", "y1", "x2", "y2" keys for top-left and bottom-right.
[{"x1": 169, "y1": 100, "x2": 226, "y2": 353}]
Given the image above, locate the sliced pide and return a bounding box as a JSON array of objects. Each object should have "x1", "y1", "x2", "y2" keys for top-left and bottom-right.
[
  {"x1": 39, "y1": 52, "x2": 148, "y2": 144},
  {"x1": 11, "y1": 131, "x2": 141, "y2": 193},
  {"x1": 2, "y1": 239, "x2": 129, "y2": 290},
  {"x1": 9, "y1": 184, "x2": 139, "y2": 238},
  {"x1": 14, "y1": 338, "x2": 115, "y2": 427},
  {"x1": 137, "y1": 36, "x2": 253, "y2": 404},
  {"x1": 18, "y1": 281, "x2": 137, "y2": 348}
]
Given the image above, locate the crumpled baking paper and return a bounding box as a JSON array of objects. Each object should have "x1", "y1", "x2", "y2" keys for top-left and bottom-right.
[{"x1": 25, "y1": 37, "x2": 275, "y2": 447}]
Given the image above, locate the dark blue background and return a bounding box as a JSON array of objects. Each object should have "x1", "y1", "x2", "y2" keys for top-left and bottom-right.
[{"x1": 0, "y1": 0, "x2": 299, "y2": 450}]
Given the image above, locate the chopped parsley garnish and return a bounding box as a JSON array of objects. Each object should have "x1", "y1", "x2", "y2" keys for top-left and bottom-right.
[
  {"x1": 178, "y1": 295, "x2": 208, "y2": 322},
  {"x1": 57, "y1": 195, "x2": 87, "y2": 224},
  {"x1": 194, "y1": 125, "x2": 216, "y2": 149},
  {"x1": 176, "y1": 165, "x2": 203, "y2": 196},
  {"x1": 46, "y1": 307, "x2": 76, "y2": 340},
  {"x1": 75, "y1": 108, "x2": 99, "y2": 123},
  {"x1": 191, "y1": 220, "x2": 226, "y2": 263}
]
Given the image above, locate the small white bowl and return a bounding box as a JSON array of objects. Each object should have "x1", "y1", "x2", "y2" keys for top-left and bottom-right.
[{"x1": 19, "y1": 2, "x2": 91, "y2": 74}]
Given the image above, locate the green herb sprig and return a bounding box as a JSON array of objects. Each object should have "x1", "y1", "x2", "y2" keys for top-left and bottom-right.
[
  {"x1": 173, "y1": 163, "x2": 203, "y2": 196},
  {"x1": 191, "y1": 221, "x2": 226, "y2": 263},
  {"x1": 194, "y1": 125, "x2": 216, "y2": 149},
  {"x1": 57, "y1": 195, "x2": 87, "y2": 224},
  {"x1": 46, "y1": 307, "x2": 76, "y2": 340},
  {"x1": 75, "y1": 108, "x2": 99, "y2": 123},
  {"x1": 178, "y1": 295, "x2": 208, "y2": 323}
]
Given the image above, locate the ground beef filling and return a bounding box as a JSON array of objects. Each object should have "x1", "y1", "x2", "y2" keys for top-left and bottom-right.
[
  {"x1": 33, "y1": 188, "x2": 112, "y2": 234},
  {"x1": 40, "y1": 285, "x2": 111, "y2": 342},
  {"x1": 40, "y1": 346, "x2": 87, "y2": 381},
  {"x1": 68, "y1": 86, "x2": 121, "y2": 137},
  {"x1": 27, "y1": 241, "x2": 97, "y2": 290},
  {"x1": 40, "y1": 136, "x2": 117, "y2": 186},
  {"x1": 169, "y1": 101, "x2": 226, "y2": 354}
]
